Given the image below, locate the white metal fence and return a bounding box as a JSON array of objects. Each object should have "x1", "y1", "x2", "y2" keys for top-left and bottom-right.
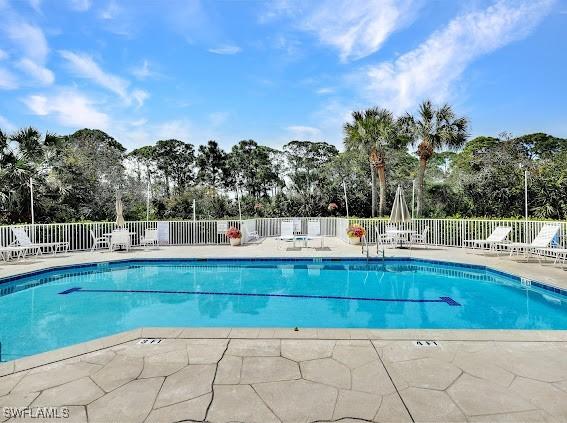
[{"x1": 0, "y1": 217, "x2": 565, "y2": 252}]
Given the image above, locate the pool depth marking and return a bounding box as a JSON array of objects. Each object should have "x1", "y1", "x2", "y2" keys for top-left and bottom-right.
[{"x1": 58, "y1": 287, "x2": 461, "y2": 306}]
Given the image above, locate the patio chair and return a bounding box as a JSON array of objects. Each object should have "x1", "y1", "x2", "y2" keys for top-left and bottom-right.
[
  {"x1": 140, "y1": 229, "x2": 159, "y2": 249},
  {"x1": 307, "y1": 220, "x2": 323, "y2": 248},
  {"x1": 375, "y1": 226, "x2": 396, "y2": 251},
  {"x1": 90, "y1": 230, "x2": 109, "y2": 251},
  {"x1": 463, "y1": 226, "x2": 512, "y2": 252},
  {"x1": 11, "y1": 227, "x2": 69, "y2": 255},
  {"x1": 0, "y1": 244, "x2": 31, "y2": 262},
  {"x1": 500, "y1": 224, "x2": 561, "y2": 260},
  {"x1": 534, "y1": 247, "x2": 567, "y2": 267},
  {"x1": 109, "y1": 230, "x2": 130, "y2": 252},
  {"x1": 409, "y1": 226, "x2": 429, "y2": 249},
  {"x1": 277, "y1": 221, "x2": 295, "y2": 250}
]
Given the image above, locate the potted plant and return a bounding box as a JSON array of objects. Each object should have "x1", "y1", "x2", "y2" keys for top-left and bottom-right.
[
  {"x1": 226, "y1": 227, "x2": 242, "y2": 246},
  {"x1": 347, "y1": 224, "x2": 366, "y2": 245}
]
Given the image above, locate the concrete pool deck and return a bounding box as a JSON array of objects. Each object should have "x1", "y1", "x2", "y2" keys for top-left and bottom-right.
[
  {"x1": 1, "y1": 328, "x2": 567, "y2": 422},
  {"x1": 1, "y1": 239, "x2": 567, "y2": 422}
]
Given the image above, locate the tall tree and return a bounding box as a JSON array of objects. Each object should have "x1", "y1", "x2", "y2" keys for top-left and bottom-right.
[
  {"x1": 153, "y1": 139, "x2": 195, "y2": 195},
  {"x1": 344, "y1": 108, "x2": 398, "y2": 217},
  {"x1": 196, "y1": 140, "x2": 228, "y2": 189},
  {"x1": 402, "y1": 100, "x2": 468, "y2": 217}
]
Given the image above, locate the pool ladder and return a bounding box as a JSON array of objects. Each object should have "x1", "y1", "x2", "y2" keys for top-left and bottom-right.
[{"x1": 361, "y1": 235, "x2": 385, "y2": 262}]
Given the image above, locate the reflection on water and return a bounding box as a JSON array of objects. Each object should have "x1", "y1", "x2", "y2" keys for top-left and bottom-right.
[{"x1": 1, "y1": 259, "x2": 566, "y2": 360}]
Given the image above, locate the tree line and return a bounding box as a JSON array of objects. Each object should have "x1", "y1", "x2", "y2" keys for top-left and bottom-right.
[{"x1": 1, "y1": 100, "x2": 566, "y2": 224}]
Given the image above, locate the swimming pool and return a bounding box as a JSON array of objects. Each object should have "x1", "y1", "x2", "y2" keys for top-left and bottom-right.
[{"x1": 1, "y1": 258, "x2": 566, "y2": 360}]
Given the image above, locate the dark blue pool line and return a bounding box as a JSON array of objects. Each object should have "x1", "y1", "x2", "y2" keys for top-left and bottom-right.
[{"x1": 58, "y1": 286, "x2": 461, "y2": 306}]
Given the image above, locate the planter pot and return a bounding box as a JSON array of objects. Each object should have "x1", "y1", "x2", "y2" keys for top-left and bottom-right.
[
  {"x1": 230, "y1": 238, "x2": 241, "y2": 246},
  {"x1": 349, "y1": 237, "x2": 361, "y2": 245}
]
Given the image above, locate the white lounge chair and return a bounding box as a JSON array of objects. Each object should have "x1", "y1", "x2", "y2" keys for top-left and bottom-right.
[
  {"x1": 11, "y1": 227, "x2": 69, "y2": 255},
  {"x1": 277, "y1": 221, "x2": 295, "y2": 250},
  {"x1": 410, "y1": 226, "x2": 429, "y2": 249},
  {"x1": 0, "y1": 245, "x2": 31, "y2": 261},
  {"x1": 109, "y1": 230, "x2": 130, "y2": 252},
  {"x1": 535, "y1": 247, "x2": 567, "y2": 267},
  {"x1": 501, "y1": 224, "x2": 561, "y2": 260},
  {"x1": 90, "y1": 230, "x2": 109, "y2": 251},
  {"x1": 140, "y1": 229, "x2": 159, "y2": 249},
  {"x1": 307, "y1": 220, "x2": 323, "y2": 249},
  {"x1": 463, "y1": 226, "x2": 512, "y2": 252}
]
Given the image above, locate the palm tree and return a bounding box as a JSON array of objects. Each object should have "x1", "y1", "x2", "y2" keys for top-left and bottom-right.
[
  {"x1": 402, "y1": 100, "x2": 468, "y2": 217},
  {"x1": 344, "y1": 108, "x2": 398, "y2": 217}
]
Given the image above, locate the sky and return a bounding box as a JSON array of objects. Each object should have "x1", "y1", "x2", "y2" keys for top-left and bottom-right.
[{"x1": 0, "y1": 0, "x2": 566, "y2": 151}]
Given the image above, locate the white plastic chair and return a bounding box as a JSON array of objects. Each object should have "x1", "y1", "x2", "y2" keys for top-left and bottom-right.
[
  {"x1": 376, "y1": 226, "x2": 396, "y2": 249},
  {"x1": 307, "y1": 220, "x2": 323, "y2": 248},
  {"x1": 278, "y1": 221, "x2": 295, "y2": 250},
  {"x1": 109, "y1": 230, "x2": 130, "y2": 252},
  {"x1": 140, "y1": 229, "x2": 159, "y2": 249},
  {"x1": 410, "y1": 226, "x2": 429, "y2": 249},
  {"x1": 90, "y1": 230, "x2": 109, "y2": 251}
]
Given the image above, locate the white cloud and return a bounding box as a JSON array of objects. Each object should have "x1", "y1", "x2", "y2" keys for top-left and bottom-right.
[
  {"x1": 131, "y1": 89, "x2": 149, "y2": 108},
  {"x1": 316, "y1": 87, "x2": 334, "y2": 95},
  {"x1": 29, "y1": 0, "x2": 42, "y2": 13},
  {"x1": 24, "y1": 90, "x2": 110, "y2": 129},
  {"x1": 131, "y1": 60, "x2": 153, "y2": 80},
  {"x1": 16, "y1": 58, "x2": 54, "y2": 86},
  {"x1": 155, "y1": 120, "x2": 192, "y2": 141},
  {"x1": 260, "y1": 0, "x2": 418, "y2": 62},
  {"x1": 99, "y1": 0, "x2": 120, "y2": 20},
  {"x1": 68, "y1": 0, "x2": 91, "y2": 12},
  {"x1": 361, "y1": 0, "x2": 554, "y2": 113},
  {"x1": 5, "y1": 22, "x2": 49, "y2": 63},
  {"x1": 4, "y1": 21, "x2": 54, "y2": 86},
  {"x1": 208, "y1": 45, "x2": 242, "y2": 55},
  {"x1": 0, "y1": 114, "x2": 16, "y2": 131},
  {"x1": 60, "y1": 50, "x2": 129, "y2": 98},
  {"x1": 0, "y1": 68, "x2": 18, "y2": 89},
  {"x1": 286, "y1": 125, "x2": 322, "y2": 139},
  {"x1": 209, "y1": 112, "x2": 229, "y2": 127},
  {"x1": 0, "y1": 49, "x2": 7, "y2": 60}
]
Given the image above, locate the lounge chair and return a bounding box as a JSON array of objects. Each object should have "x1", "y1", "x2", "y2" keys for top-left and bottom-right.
[
  {"x1": 140, "y1": 229, "x2": 159, "y2": 249},
  {"x1": 410, "y1": 226, "x2": 429, "y2": 249},
  {"x1": 277, "y1": 221, "x2": 295, "y2": 250},
  {"x1": 535, "y1": 247, "x2": 567, "y2": 267},
  {"x1": 307, "y1": 220, "x2": 323, "y2": 248},
  {"x1": 109, "y1": 230, "x2": 130, "y2": 252},
  {"x1": 500, "y1": 224, "x2": 561, "y2": 260},
  {"x1": 463, "y1": 226, "x2": 512, "y2": 252},
  {"x1": 0, "y1": 245, "x2": 31, "y2": 262},
  {"x1": 90, "y1": 230, "x2": 109, "y2": 251},
  {"x1": 11, "y1": 227, "x2": 69, "y2": 255}
]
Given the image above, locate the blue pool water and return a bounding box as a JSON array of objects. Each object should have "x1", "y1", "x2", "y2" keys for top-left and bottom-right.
[{"x1": 1, "y1": 258, "x2": 566, "y2": 360}]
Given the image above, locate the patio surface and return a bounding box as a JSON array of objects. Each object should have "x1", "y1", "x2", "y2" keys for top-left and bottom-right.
[
  {"x1": 1, "y1": 238, "x2": 567, "y2": 422},
  {"x1": 1, "y1": 328, "x2": 567, "y2": 422}
]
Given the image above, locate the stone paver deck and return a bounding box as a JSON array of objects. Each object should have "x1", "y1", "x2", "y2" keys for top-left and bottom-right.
[{"x1": 1, "y1": 330, "x2": 567, "y2": 422}]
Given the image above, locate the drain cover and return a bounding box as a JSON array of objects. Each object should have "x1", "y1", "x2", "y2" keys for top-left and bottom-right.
[
  {"x1": 414, "y1": 340, "x2": 439, "y2": 347},
  {"x1": 137, "y1": 338, "x2": 163, "y2": 345}
]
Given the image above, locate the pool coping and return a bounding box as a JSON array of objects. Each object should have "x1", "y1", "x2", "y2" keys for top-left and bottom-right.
[
  {"x1": 2, "y1": 327, "x2": 567, "y2": 377},
  {"x1": 2, "y1": 256, "x2": 567, "y2": 298}
]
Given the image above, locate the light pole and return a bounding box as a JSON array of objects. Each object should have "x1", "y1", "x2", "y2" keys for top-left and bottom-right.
[
  {"x1": 342, "y1": 180, "x2": 349, "y2": 219},
  {"x1": 411, "y1": 179, "x2": 416, "y2": 220}
]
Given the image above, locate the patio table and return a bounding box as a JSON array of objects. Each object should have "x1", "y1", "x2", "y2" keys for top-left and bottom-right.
[{"x1": 386, "y1": 229, "x2": 416, "y2": 248}]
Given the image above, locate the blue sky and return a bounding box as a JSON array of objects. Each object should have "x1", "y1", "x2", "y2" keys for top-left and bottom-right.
[{"x1": 0, "y1": 0, "x2": 566, "y2": 151}]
